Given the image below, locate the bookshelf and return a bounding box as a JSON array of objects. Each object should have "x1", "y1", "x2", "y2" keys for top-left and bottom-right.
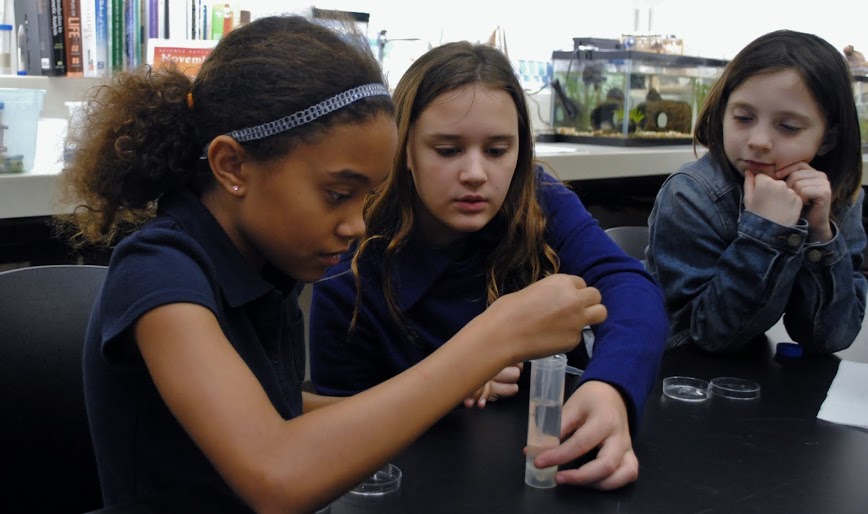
[{"x1": 0, "y1": 75, "x2": 104, "y2": 118}]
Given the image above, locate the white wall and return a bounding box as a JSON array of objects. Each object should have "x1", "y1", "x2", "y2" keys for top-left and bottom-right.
[{"x1": 242, "y1": 0, "x2": 866, "y2": 63}]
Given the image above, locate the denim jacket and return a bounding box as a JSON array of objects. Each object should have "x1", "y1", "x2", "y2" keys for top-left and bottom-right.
[{"x1": 647, "y1": 154, "x2": 867, "y2": 353}]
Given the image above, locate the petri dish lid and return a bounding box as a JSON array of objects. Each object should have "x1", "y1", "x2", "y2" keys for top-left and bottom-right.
[
  {"x1": 709, "y1": 377, "x2": 760, "y2": 400},
  {"x1": 662, "y1": 376, "x2": 710, "y2": 402}
]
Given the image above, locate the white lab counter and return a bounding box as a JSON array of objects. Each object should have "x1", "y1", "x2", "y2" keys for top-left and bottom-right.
[
  {"x1": 0, "y1": 118, "x2": 67, "y2": 219},
  {"x1": 535, "y1": 142, "x2": 705, "y2": 181},
  {"x1": 2, "y1": 118, "x2": 868, "y2": 220}
]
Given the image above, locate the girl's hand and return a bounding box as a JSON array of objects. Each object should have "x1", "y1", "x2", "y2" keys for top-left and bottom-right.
[
  {"x1": 776, "y1": 162, "x2": 833, "y2": 243},
  {"x1": 488, "y1": 274, "x2": 607, "y2": 364},
  {"x1": 463, "y1": 363, "x2": 524, "y2": 408},
  {"x1": 743, "y1": 170, "x2": 803, "y2": 227},
  {"x1": 529, "y1": 381, "x2": 637, "y2": 489}
]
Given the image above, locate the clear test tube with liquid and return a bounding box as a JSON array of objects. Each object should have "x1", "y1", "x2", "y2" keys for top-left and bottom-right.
[
  {"x1": 525, "y1": 353, "x2": 566, "y2": 488},
  {"x1": 0, "y1": 25, "x2": 12, "y2": 75}
]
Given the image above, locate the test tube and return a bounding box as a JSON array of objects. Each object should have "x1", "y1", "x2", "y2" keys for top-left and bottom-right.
[
  {"x1": 525, "y1": 353, "x2": 566, "y2": 488},
  {"x1": 0, "y1": 25, "x2": 12, "y2": 75}
]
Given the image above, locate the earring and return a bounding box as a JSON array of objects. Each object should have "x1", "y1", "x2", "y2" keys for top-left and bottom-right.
[{"x1": 232, "y1": 185, "x2": 240, "y2": 192}]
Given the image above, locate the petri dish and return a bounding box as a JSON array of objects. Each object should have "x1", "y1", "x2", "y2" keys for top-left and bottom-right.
[
  {"x1": 348, "y1": 463, "x2": 402, "y2": 496},
  {"x1": 662, "y1": 376, "x2": 710, "y2": 402},
  {"x1": 709, "y1": 377, "x2": 760, "y2": 400},
  {"x1": 332, "y1": 464, "x2": 403, "y2": 514}
]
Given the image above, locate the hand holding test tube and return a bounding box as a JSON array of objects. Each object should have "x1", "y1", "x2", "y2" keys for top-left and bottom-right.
[{"x1": 525, "y1": 353, "x2": 567, "y2": 488}]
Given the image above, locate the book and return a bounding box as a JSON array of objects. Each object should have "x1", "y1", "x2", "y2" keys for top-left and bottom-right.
[
  {"x1": 148, "y1": 0, "x2": 160, "y2": 38},
  {"x1": 35, "y1": 0, "x2": 52, "y2": 75},
  {"x1": 210, "y1": 2, "x2": 232, "y2": 40},
  {"x1": 62, "y1": 0, "x2": 84, "y2": 76},
  {"x1": 110, "y1": 0, "x2": 122, "y2": 71},
  {"x1": 48, "y1": 0, "x2": 67, "y2": 75},
  {"x1": 167, "y1": 0, "x2": 187, "y2": 40},
  {"x1": 147, "y1": 37, "x2": 216, "y2": 77},
  {"x1": 80, "y1": 0, "x2": 98, "y2": 76},
  {"x1": 95, "y1": 0, "x2": 109, "y2": 75},
  {"x1": 123, "y1": 0, "x2": 138, "y2": 70}
]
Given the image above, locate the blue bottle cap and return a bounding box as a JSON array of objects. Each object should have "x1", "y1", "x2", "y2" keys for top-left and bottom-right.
[{"x1": 775, "y1": 342, "x2": 803, "y2": 359}]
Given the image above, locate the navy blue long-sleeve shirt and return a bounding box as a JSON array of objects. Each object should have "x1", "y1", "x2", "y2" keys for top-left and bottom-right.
[{"x1": 310, "y1": 169, "x2": 668, "y2": 430}]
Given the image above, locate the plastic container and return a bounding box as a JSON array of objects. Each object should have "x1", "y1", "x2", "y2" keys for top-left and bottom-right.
[
  {"x1": 525, "y1": 353, "x2": 567, "y2": 488},
  {"x1": 0, "y1": 25, "x2": 12, "y2": 75},
  {"x1": 0, "y1": 88, "x2": 45, "y2": 173},
  {"x1": 662, "y1": 376, "x2": 710, "y2": 402},
  {"x1": 331, "y1": 463, "x2": 403, "y2": 514},
  {"x1": 709, "y1": 377, "x2": 760, "y2": 400}
]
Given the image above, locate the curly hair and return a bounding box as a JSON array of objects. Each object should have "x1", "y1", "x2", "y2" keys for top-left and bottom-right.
[
  {"x1": 351, "y1": 41, "x2": 559, "y2": 336},
  {"x1": 57, "y1": 15, "x2": 393, "y2": 247}
]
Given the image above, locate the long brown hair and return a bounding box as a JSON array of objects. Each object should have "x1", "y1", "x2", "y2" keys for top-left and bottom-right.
[
  {"x1": 57, "y1": 15, "x2": 392, "y2": 247},
  {"x1": 351, "y1": 41, "x2": 559, "y2": 333}
]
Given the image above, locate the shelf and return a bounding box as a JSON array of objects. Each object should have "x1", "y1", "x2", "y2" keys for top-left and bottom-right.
[{"x1": 0, "y1": 76, "x2": 108, "y2": 118}]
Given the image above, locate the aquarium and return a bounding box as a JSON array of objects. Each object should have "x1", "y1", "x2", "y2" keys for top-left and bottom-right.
[
  {"x1": 854, "y1": 74, "x2": 868, "y2": 151},
  {"x1": 543, "y1": 40, "x2": 727, "y2": 146}
]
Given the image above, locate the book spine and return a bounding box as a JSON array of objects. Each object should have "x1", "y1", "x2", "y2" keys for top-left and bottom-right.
[
  {"x1": 209, "y1": 1, "x2": 223, "y2": 40},
  {"x1": 167, "y1": 0, "x2": 186, "y2": 40},
  {"x1": 149, "y1": 0, "x2": 159, "y2": 38},
  {"x1": 157, "y1": 0, "x2": 166, "y2": 39},
  {"x1": 36, "y1": 0, "x2": 53, "y2": 75},
  {"x1": 81, "y1": 0, "x2": 98, "y2": 76},
  {"x1": 95, "y1": 0, "x2": 108, "y2": 75},
  {"x1": 137, "y1": 0, "x2": 145, "y2": 67},
  {"x1": 124, "y1": 0, "x2": 133, "y2": 69},
  {"x1": 199, "y1": 1, "x2": 207, "y2": 40},
  {"x1": 49, "y1": 0, "x2": 66, "y2": 75},
  {"x1": 111, "y1": 0, "x2": 122, "y2": 71},
  {"x1": 63, "y1": 0, "x2": 84, "y2": 76}
]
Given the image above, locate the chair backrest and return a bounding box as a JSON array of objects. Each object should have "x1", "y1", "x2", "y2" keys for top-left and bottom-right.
[
  {"x1": 0, "y1": 264, "x2": 108, "y2": 514},
  {"x1": 604, "y1": 225, "x2": 650, "y2": 262}
]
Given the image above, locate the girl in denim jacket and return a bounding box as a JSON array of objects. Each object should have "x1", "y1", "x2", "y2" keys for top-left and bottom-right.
[{"x1": 647, "y1": 29, "x2": 867, "y2": 353}]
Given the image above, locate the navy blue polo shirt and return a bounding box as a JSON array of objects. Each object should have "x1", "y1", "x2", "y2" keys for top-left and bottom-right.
[{"x1": 83, "y1": 189, "x2": 305, "y2": 510}]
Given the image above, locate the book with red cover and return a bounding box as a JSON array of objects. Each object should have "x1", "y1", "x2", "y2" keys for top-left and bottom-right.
[
  {"x1": 62, "y1": 0, "x2": 84, "y2": 76},
  {"x1": 147, "y1": 38, "x2": 216, "y2": 78}
]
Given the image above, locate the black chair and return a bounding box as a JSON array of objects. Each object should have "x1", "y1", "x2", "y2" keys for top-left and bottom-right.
[
  {"x1": 604, "y1": 225, "x2": 650, "y2": 262},
  {"x1": 0, "y1": 264, "x2": 108, "y2": 513}
]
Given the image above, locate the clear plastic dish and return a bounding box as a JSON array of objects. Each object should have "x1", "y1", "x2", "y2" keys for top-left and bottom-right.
[
  {"x1": 709, "y1": 377, "x2": 760, "y2": 400},
  {"x1": 662, "y1": 376, "x2": 710, "y2": 402},
  {"x1": 348, "y1": 463, "x2": 402, "y2": 496},
  {"x1": 331, "y1": 463, "x2": 403, "y2": 513}
]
